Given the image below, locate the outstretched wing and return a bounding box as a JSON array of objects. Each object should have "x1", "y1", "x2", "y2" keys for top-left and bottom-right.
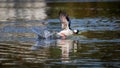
[{"x1": 59, "y1": 11, "x2": 71, "y2": 29}]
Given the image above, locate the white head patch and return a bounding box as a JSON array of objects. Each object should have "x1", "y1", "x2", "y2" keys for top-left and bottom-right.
[{"x1": 73, "y1": 30, "x2": 77, "y2": 33}]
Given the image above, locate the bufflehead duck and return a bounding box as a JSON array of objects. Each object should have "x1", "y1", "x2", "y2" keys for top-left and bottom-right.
[{"x1": 57, "y1": 11, "x2": 79, "y2": 39}]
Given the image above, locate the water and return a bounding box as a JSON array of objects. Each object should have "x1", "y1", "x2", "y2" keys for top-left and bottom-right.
[{"x1": 0, "y1": 1, "x2": 120, "y2": 68}]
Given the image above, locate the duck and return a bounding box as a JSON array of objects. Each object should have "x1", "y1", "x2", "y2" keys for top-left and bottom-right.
[{"x1": 57, "y1": 11, "x2": 79, "y2": 39}]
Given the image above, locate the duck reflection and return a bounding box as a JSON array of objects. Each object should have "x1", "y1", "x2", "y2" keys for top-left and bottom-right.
[
  {"x1": 57, "y1": 39, "x2": 78, "y2": 62},
  {"x1": 31, "y1": 38, "x2": 78, "y2": 63}
]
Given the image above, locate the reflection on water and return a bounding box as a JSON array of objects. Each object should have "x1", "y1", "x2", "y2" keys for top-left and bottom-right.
[
  {"x1": 0, "y1": 0, "x2": 47, "y2": 21},
  {"x1": 0, "y1": 39, "x2": 120, "y2": 68},
  {"x1": 0, "y1": 1, "x2": 120, "y2": 68},
  {"x1": 56, "y1": 39, "x2": 77, "y2": 62},
  {"x1": 31, "y1": 39, "x2": 78, "y2": 62}
]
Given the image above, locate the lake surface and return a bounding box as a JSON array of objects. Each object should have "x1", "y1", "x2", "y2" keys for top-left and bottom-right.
[{"x1": 0, "y1": 1, "x2": 120, "y2": 68}]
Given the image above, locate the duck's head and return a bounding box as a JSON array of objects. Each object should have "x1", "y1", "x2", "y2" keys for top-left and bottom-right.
[{"x1": 73, "y1": 30, "x2": 79, "y2": 34}]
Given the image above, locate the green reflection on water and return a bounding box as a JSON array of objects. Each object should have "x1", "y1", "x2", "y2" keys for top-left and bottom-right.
[
  {"x1": 49, "y1": 46, "x2": 61, "y2": 58},
  {"x1": 47, "y1": 2, "x2": 120, "y2": 18},
  {"x1": 81, "y1": 31, "x2": 120, "y2": 40}
]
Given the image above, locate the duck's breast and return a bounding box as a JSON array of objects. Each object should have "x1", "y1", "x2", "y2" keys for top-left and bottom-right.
[{"x1": 58, "y1": 29, "x2": 73, "y2": 36}]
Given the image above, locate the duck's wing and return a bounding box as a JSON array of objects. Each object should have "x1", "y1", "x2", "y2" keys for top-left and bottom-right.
[
  {"x1": 32, "y1": 27, "x2": 45, "y2": 39},
  {"x1": 59, "y1": 11, "x2": 71, "y2": 29}
]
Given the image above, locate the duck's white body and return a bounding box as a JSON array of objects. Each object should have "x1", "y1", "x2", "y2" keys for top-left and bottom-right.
[{"x1": 57, "y1": 29, "x2": 73, "y2": 37}]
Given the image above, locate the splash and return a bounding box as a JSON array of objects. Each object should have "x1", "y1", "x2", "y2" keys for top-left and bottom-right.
[{"x1": 32, "y1": 26, "x2": 54, "y2": 39}]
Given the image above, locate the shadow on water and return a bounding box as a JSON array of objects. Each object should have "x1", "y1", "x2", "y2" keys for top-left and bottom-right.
[{"x1": 0, "y1": 0, "x2": 120, "y2": 68}]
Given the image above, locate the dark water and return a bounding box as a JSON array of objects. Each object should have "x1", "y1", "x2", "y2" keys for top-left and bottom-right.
[{"x1": 0, "y1": 1, "x2": 120, "y2": 68}]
